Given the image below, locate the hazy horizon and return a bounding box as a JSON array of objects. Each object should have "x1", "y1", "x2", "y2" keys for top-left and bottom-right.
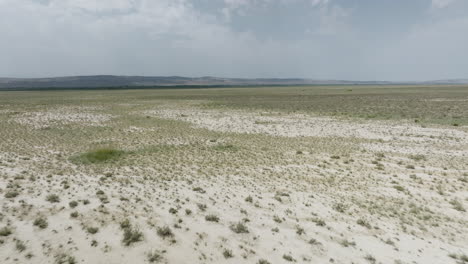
[{"x1": 1, "y1": 0, "x2": 467, "y2": 81}]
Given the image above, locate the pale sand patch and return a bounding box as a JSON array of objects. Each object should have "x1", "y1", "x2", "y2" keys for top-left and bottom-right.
[
  {"x1": 146, "y1": 107, "x2": 468, "y2": 143},
  {"x1": 1, "y1": 104, "x2": 466, "y2": 264},
  {"x1": 13, "y1": 107, "x2": 113, "y2": 129}
]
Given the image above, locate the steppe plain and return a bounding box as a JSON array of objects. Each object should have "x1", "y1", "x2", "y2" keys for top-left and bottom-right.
[{"x1": 0, "y1": 85, "x2": 467, "y2": 264}]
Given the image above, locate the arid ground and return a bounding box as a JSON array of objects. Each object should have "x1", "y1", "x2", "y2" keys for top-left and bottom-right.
[{"x1": 0, "y1": 85, "x2": 467, "y2": 264}]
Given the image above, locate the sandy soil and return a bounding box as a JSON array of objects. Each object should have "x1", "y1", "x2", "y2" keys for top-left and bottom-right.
[{"x1": 0, "y1": 104, "x2": 467, "y2": 264}]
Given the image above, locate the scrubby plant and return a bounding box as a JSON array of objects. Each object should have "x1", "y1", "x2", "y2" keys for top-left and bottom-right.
[
  {"x1": 46, "y1": 194, "x2": 60, "y2": 203},
  {"x1": 230, "y1": 222, "x2": 249, "y2": 234},
  {"x1": 0, "y1": 227, "x2": 12, "y2": 236},
  {"x1": 205, "y1": 214, "x2": 220, "y2": 222},
  {"x1": 364, "y1": 254, "x2": 376, "y2": 263},
  {"x1": 87, "y1": 227, "x2": 99, "y2": 234},
  {"x1": 122, "y1": 226, "x2": 143, "y2": 246},
  {"x1": 54, "y1": 253, "x2": 76, "y2": 264},
  {"x1": 33, "y1": 217, "x2": 48, "y2": 229},
  {"x1": 157, "y1": 226, "x2": 173, "y2": 238},
  {"x1": 120, "y1": 219, "x2": 131, "y2": 229},
  {"x1": 283, "y1": 254, "x2": 294, "y2": 262},
  {"x1": 4, "y1": 191, "x2": 19, "y2": 198},
  {"x1": 333, "y1": 203, "x2": 346, "y2": 213},
  {"x1": 69, "y1": 201, "x2": 78, "y2": 208},
  {"x1": 223, "y1": 249, "x2": 233, "y2": 258},
  {"x1": 357, "y1": 218, "x2": 371, "y2": 229},
  {"x1": 15, "y1": 240, "x2": 26, "y2": 252},
  {"x1": 70, "y1": 212, "x2": 79, "y2": 218},
  {"x1": 147, "y1": 250, "x2": 163, "y2": 263}
]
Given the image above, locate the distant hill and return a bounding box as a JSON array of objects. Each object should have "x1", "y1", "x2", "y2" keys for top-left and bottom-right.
[{"x1": 0, "y1": 75, "x2": 467, "y2": 90}]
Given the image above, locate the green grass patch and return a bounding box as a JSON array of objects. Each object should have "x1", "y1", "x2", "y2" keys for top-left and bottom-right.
[{"x1": 70, "y1": 147, "x2": 125, "y2": 164}]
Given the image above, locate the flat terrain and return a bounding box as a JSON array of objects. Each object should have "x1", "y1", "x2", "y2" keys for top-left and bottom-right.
[{"x1": 0, "y1": 85, "x2": 467, "y2": 264}]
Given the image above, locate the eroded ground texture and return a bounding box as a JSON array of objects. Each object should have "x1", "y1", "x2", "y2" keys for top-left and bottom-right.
[{"x1": 0, "y1": 87, "x2": 467, "y2": 264}]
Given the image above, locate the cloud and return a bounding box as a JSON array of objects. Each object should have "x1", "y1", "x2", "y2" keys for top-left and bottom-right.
[
  {"x1": 0, "y1": 0, "x2": 328, "y2": 77},
  {"x1": 0, "y1": 0, "x2": 467, "y2": 80},
  {"x1": 431, "y1": 0, "x2": 456, "y2": 9}
]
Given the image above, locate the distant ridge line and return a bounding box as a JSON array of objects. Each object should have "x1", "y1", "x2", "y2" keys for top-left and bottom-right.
[{"x1": 1, "y1": 75, "x2": 467, "y2": 90}]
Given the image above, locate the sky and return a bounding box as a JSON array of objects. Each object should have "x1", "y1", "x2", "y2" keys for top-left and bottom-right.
[{"x1": 0, "y1": 0, "x2": 467, "y2": 81}]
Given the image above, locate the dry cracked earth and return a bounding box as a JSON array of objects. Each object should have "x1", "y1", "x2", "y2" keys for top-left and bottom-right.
[{"x1": 0, "y1": 89, "x2": 467, "y2": 264}]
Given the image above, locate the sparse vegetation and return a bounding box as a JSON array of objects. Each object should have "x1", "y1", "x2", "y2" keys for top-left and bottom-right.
[
  {"x1": 33, "y1": 217, "x2": 48, "y2": 229},
  {"x1": 4, "y1": 190, "x2": 19, "y2": 198},
  {"x1": 147, "y1": 250, "x2": 164, "y2": 263},
  {"x1": 46, "y1": 194, "x2": 60, "y2": 203},
  {"x1": 357, "y1": 218, "x2": 371, "y2": 229},
  {"x1": 0, "y1": 227, "x2": 12, "y2": 236},
  {"x1": 157, "y1": 226, "x2": 174, "y2": 238},
  {"x1": 86, "y1": 226, "x2": 99, "y2": 234},
  {"x1": 15, "y1": 240, "x2": 26, "y2": 252},
  {"x1": 54, "y1": 253, "x2": 76, "y2": 264},
  {"x1": 205, "y1": 214, "x2": 220, "y2": 222},
  {"x1": 122, "y1": 226, "x2": 144, "y2": 246},
  {"x1": 223, "y1": 249, "x2": 233, "y2": 258},
  {"x1": 0, "y1": 86, "x2": 466, "y2": 263},
  {"x1": 230, "y1": 222, "x2": 249, "y2": 234}
]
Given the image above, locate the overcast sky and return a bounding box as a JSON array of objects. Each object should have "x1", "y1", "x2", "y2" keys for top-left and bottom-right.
[{"x1": 0, "y1": 0, "x2": 467, "y2": 80}]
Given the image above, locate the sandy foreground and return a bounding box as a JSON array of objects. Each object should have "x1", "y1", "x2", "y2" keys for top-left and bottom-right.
[{"x1": 0, "y1": 103, "x2": 467, "y2": 264}]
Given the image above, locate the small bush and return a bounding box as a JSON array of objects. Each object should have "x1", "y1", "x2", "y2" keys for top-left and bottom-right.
[
  {"x1": 340, "y1": 239, "x2": 356, "y2": 247},
  {"x1": 87, "y1": 227, "x2": 99, "y2": 234},
  {"x1": 122, "y1": 227, "x2": 143, "y2": 246},
  {"x1": 46, "y1": 194, "x2": 60, "y2": 203},
  {"x1": 333, "y1": 203, "x2": 346, "y2": 213},
  {"x1": 273, "y1": 215, "x2": 282, "y2": 223},
  {"x1": 69, "y1": 201, "x2": 78, "y2": 208},
  {"x1": 312, "y1": 218, "x2": 326, "y2": 227},
  {"x1": 364, "y1": 254, "x2": 376, "y2": 263},
  {"x1": 0, "y1": 227, "x2": 12, "y2": 236},
  {"x1": 197, "y1": 203, "x2": 207, "y2": 211},
  {"x1": 205, "y1": 214, "x2": 220, "y2": 222},
  {"x1": 223, "y1": 249, "x2": 233, "y2": 258},
  {"x1": 70, "y1": 212, "x2": 79, "y2": 218},
  {"x1": 120, "y1": 219, "x2": 131, "y2": 229},
  {"x1": 230, "y1": 222, "x2": 249, "y2": 234},
  {"x1": 283, "y1": 254, "x2": 294, "y2": 262},
  {"x1": 147, "y1": 250, "x2": 163, "y2": 263},
  {"x1": 296, "y1": 226, "x2": 305, "y2": 235},
  {"x1": 16, "y1": 240, "x2": 26, "y2": 252},
  {"x1": 157, "y1": 226, "x2": 173, "y2": 238},
  {"x1": 4, "y1": 191, "x2": 19, "y2": 198},
  {"x1": 33, "y1": 217, "x2": 48, "y2": 229},
  {"x1": 54, "y1": 253, "x2": 76, "y2": 264},
  {"x1": 357, "y1": 218, "x2": 371, "y2": 229},
  {"x1": 308, "y1": 238, "x2": 321, "y2": 245}
]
